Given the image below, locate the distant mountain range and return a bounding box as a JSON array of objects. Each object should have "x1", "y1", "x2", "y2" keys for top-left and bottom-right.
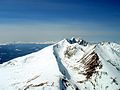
[
  {"x1": 0, "y1": 38, "x2": 120, "y2": 90},
  {"x1": 0, "y1": 43, "x2": 50, "y2": 63}
]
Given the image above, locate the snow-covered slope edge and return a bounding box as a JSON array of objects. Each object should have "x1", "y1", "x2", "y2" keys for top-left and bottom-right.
[{"x1": 0, "y1": 38, "x2": 120, "y2": 90}]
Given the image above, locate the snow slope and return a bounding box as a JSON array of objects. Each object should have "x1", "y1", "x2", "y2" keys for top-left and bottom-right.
[{"x1": 0, "y1": 38, "x2": 120, "y2": 90}]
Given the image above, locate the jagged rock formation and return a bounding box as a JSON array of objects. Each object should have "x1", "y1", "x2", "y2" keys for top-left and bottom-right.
[{"x1": 0, "y1": 38, "x2": 120, "y2": 90}]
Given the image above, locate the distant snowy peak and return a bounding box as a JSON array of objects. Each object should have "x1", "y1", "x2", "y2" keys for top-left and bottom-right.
[
  {"x1": 0, "y1": 38, "x2": 120, "y2": 90},
  {"x1": 62, "y1": 37, "x2": 88, "y2": 46},
  {"x1": 99, "y1": 41, "x2": 120, "y2": 53}
]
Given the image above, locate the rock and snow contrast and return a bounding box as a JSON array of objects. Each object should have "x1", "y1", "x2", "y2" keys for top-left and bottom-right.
[{"x1": 0, "y1": 38, "x2": 120, "y2": 90}]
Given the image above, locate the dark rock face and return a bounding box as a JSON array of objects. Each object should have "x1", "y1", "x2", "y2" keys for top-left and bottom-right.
[
  {"x1": 66, "y1": 38, "x2": 77, "y2": 44},
  {"x1": 64, "y1": 46, "x2": 77, "y2": 59},
  {"x1": 81, "y1": 51, "x2": 100, "y2": 79},
  {"x1": 66, "y1": 38, "x2": 88, "y2": 46},
  {"x1": 78, "y1": 39, "x2": 88, "y2": 46}
]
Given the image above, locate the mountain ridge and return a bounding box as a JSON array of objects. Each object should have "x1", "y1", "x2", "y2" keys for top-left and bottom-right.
[{"x1": 0, "y1": 38, "x2": 120, "y2": 90}]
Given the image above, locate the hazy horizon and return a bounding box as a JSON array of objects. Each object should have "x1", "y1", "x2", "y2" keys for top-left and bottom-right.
[{"x1": 0, "y1": 0, "x2": 120, "y2": 43}]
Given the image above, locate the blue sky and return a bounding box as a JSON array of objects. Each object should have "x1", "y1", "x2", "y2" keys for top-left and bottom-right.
[{"x1": 0, "y1": 0, "x2": 120, "y2": 43}]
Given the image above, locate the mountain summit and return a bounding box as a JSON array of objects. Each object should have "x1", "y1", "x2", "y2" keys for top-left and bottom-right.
[{"x1": 0, "y1": 38, "x2": 120, "y2": 90}]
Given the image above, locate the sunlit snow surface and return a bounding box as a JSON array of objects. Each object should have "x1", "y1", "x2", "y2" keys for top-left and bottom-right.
[{"x1": 0, "y1": 38, "x2": 120, "y2": 90}]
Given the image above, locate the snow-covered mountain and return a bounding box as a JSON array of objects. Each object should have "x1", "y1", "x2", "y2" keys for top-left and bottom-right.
[{"x1": 0, "y1": 38, "x2": 120, "y2": 90}]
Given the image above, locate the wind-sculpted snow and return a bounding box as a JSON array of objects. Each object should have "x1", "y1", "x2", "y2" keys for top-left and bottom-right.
[{"x1": 0, "y1": 38, "x2": 120, "y2": 90}]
